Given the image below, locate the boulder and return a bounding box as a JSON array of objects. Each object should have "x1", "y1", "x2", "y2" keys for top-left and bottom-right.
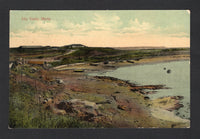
[
  {"x1": 56, "y1": 99, "x2": 101, "y2": 121},
  {"x1": 144, "y1": 96, "x2": 150, "y2": 100},
  {"x1": 69, "y1": 99, "x2": 99, "y2": 110},
  {"x1": 30, "y1": 67, "x2": 37, "y2": 73},
  {"x1": 127, "y1": 60, "x2": 135, "y2": 63},
  {"x1": 114, "y1": 91, "x2": 120, "y2": 94},
  {"x1": 56, "y1": 79, "x2": 64, "y2": 84},
  {"x1": 57, "y1": 101, "x2": 73, "y2": 113},
  {"x1": 152, "y1": 96, "x2": 184, "y2": 111},
  {"x1": 117, "y1": 105, "x2": 127, "y2": 110}
]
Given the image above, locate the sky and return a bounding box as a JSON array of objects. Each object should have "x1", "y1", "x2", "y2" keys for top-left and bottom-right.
[{"x1": 9, "y1": 10, "x2": 190, "y2": 48}]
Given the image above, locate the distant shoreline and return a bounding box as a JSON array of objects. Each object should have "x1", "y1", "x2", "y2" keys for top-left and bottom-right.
[{"x1": 54, "y1": 54, "x2": 190, "y2": 72}]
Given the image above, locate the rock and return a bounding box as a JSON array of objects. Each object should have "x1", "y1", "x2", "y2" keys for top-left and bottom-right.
[
  {"x1": 118, "y1": 83, "x2": 126, "y2": 86},
  {"x1": 69, "y1": 99, "x2": 99, "y2": 109},
  {"x1": 42, "y1": 98, "x2": 53, "y2": 104},
  {"x1": 117, "y1": 105, "x2": 127, "y2": 110},
  {"x1": 127, "y1": 60, "x2": 135, "y2": 63},
  {"x1": 111, "y1": 95, "x2": 117, "y2": 101},
  {"x1": 29, "y1": 67, "x2": 37, "y2": 73},
  {"x1": 114, "y1": 91, "x2": 120, "y2": 94},
  {"x1": 134, "y1": 58, "x2": 141, "y2": 61},
  {"x1": 9, "y1": 63, "x2": 14, "y2": 69},
  {"x1": 130, "y1": 85, "x2": 167, "y2": 92},
  {"x1": 152, "y1": 96, "x2": 184, "y2": 111},
  {"x1": 167, "y1": 103, "x2": 184, "y2": 111},
  {"x1": 144, "y1": 96, "x2": 150, "y2": 100},
  {"x1": 171, "y1": 96, "x2": 184, "y2": 100},
  {"x1": 96, "y1": 100, "x2": 112, "y2": 104},
  {"x1": 56, "y1": 99, "x2": 101, "y2": 121},
  {"x1": 145, "y1": 91, "x2": 157, "y2": 95},
  {"x1": 57, "y1": 101, "x2": 73, "y2": 113},
  {"x1": 90, "y1": 63, "x2": 99, "y2": 66},
  {"x1": 167, "y1": 69, "x2": 171, "y2": 74},
  {"x1": 42, "y1": 100, "x2": 47, "y2": 104},
  {"x1": 104, "y1": 61, "x2": 109, "y2": 64},
  {"x1": 176, "y1": 112, "x2": 180, "y2": 115},
  {"x1": 147, "y1": 104, "x2": 152, "y2": 107},
  {"x1": 163, "y1": 67, "x2": 166, "y2": 70},
  {"x1": 56, "y1": 79, "x2": 64, "y2": 84}
]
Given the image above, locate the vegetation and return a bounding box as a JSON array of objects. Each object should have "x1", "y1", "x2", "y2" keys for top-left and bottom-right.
[
  {"x1": 10, "y1": 46, "x2": 189, "y2": 66},
  {"x1": 50, "y1": 47, "x2": 189, "y2": 67},
  {"x1": 9, "y1": 45, "x2": 190, "y2": 128},
  {"x1": 9, "y1": 71, "x2": 108, "y2": 128},
  {"x1": 9, "y1": 47, "x2": 68, "y2": 59}
]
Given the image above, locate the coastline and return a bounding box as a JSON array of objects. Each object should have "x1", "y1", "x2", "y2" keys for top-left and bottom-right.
[
  {"x1": 53, "y1": 54, "x2": 190, "y2": 72},
  {"x1": 50, "y1": 54, "x2": 190, "y2": 128}
]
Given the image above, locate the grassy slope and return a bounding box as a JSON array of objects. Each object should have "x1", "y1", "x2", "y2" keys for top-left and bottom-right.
[{"x1": 9, "y1": 67, "x2": 109, "y2": 128}]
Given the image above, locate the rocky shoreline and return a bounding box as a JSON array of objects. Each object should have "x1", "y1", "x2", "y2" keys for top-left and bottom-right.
[
  {"x1": 94, "y1": 75, "x2": 185, "y2": 112},
  {"x1": 41, "y1": 70, "x2": 189, "y2": 128},
  {"x1": 40, "y1": 55, "x2": 190, "y2": 128}
]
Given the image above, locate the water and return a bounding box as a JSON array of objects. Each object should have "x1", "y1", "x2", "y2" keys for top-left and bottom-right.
[{"x1": 89, "y1": 60, "x2": 190, "y2": 119}]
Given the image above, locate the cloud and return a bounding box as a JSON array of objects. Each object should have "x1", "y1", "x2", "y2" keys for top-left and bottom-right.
[
  {"x1": 129, "y1": 18, "x2": 152, "y2": 31},
  {"x1": 61, "y1": 13, "x2": 123, "y2": 35},
  {"x1": 62, "y1": 20, "x2": 92, "y2": 33},
  {"x1": 91, "y1": 13, "x2": 122, "y2": 31},
  {"x1": 115, "y1": 18, "x2": 152, "y2": 35},
  {"x1": 152, "y1": 24, "x2": 189, "y2": 38},
  {"x1": 25, "y1": 21, "x2": 57, "y2": 31},
  {"x1": 9, "y1": 12, "x2": 190, "y2": 48}
]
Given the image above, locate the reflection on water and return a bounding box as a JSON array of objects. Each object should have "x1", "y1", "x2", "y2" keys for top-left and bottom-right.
[{"x1": 90, "y1": 60, "x2": 190, "y2": 119}]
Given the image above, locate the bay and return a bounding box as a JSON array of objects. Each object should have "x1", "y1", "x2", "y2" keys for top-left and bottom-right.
[{"x1": 89, "y1": 60, "x2": 190, "y2": 119}]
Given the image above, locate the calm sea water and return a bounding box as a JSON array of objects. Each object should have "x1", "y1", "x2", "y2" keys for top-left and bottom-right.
[{"x1": 89, "y1": 60, "x2": 190, "y2": 119}]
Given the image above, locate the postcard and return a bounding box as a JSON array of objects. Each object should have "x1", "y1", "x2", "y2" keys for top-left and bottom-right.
[{"x1": 9, "y1": 10, "x2": 190, "y2": 128}]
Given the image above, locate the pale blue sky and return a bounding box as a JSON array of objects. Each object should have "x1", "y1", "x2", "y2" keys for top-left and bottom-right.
[{"x1": 10, "y1": 10, "x2": 190, "y2": 47}]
